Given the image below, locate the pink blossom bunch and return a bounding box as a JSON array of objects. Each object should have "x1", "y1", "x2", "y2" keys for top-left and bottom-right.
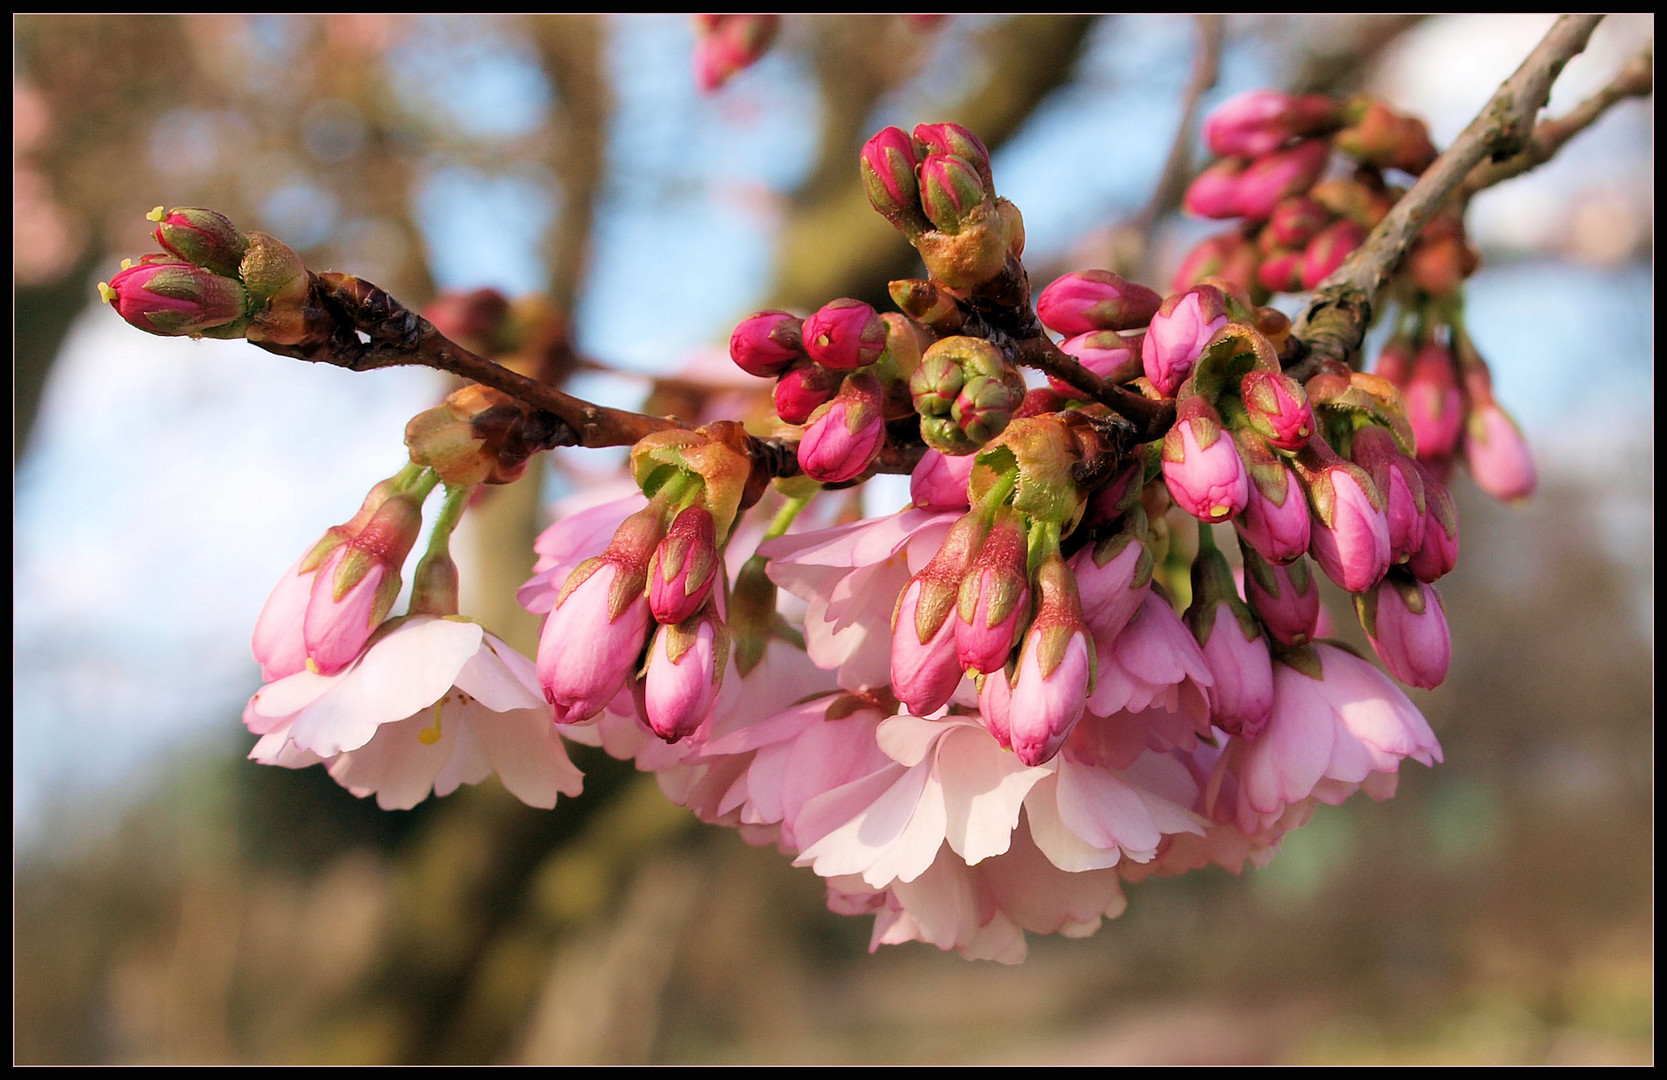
[{"x1": 1174, "y1": 91, "x2": 1447, "y2": 303}]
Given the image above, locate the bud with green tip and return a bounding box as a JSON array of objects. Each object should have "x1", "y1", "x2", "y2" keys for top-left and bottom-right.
[
  {"x1": 860, "y1": 126, "x2": 931, "y2": 239},
  {"x1": 913, "y1": 122, "x2": 992, "y2": 187},
  {"x1": 918, "y1": 152, "x2": 989, "y2": 235},
  {"x1": 150, "y1": 205, "x2": 249, "y2": 278},
  {"x1": 101, "y1": 258, "x2": 249, "y2": 338}
]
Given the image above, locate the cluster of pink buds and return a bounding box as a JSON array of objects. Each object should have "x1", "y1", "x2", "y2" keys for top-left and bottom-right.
[
  {"x1": 731, "y1": 299, "x2": 925, "y2": 482},
  {"x1": 692, "y1": 14, "x2": 780, "y2": 93},
  {"x1": 1374, "y1": 318, "x2": 1535, "y2": 501},
  {"x1": 1175, "y1": 91, "x2": 1445, "y2": 301},
  {"x1": 538, "y1": 427, "x2": 752, "y2": 741},
  {"x1": 99, "y1": 206, "x2": 315, "y2": 345}
]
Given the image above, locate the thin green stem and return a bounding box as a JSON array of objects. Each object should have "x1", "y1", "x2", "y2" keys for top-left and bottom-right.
[{"x1": 762, "y1": 494, "x2": 812, "y2": 542}]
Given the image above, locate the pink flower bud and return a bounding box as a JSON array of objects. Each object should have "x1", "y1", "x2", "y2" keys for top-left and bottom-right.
[
  {"x1": 644, "y1": 612, "x2": 727, "y2": 742},
  {"x1": 1240, "y1": 369, "x2": 1314, "y2": 449},
  {"x1": 774, "y1": 364, "x2": 841, "y2": 425},
  {"x1": 301, "y1": 550, "x2": 391, "y2": 676},
  {"x1": 1007, "y1": 555, "x2": 1091, "y2": 767},
  {"x1": 647, "y1": 506, "x2": 720, "y2": 625},
  {"x1": 891, "y1": 576, "x2": 964, "y2": 716},
  {"x1": 1183, "y1": 157, "x2": 1247, "y2": 220},
  {"x1": 1463, "y1": 400, "x2": 1536, "y2": 502},
  {"x1": 100, "y1": 259, "x2": 248, "y2": 337},
  {"x1": 1265, "y1": 195, "x2": 1332, "y2": 249},
  {"x1": 1405, "y1": 341, "x2": 1465, "y2": 463},
  {"x1": 978, "y1": 663, "x2": 1013, "y2": 749},
  {"x1": 1196, "y1": 604, "x2": 1274, "y2": 739},
  {"x1": 1257, "y1": 249, "x2": 1306, "y2": 295},
  {"x1": 1358, "y1": 576, "x2": 1450, "y2": 690},
  {"x1": 953, "y1": 510, "x2": 1029, "y2": 674},
  {"x1": 422, "y1": 288, "x2": 513, "y2": 354},
  {"x1": 301, "y1": 491, "x2": 426, "y2": 674},
  {"x1": 251, "y1": 556, "x2": 320, "y2": 681},
  {"x1": 1049, "y1": 330, "x2": 1140, "y2": 396},
  {"x1": 1240, "y1": 543, "x2": 1321, "y2": 647},
  {"x1": 151, "y1": 206, "x2": 248, "y2": 278},
  {"x1": 1172, "y1": 229, "x2": 1262, "y2": 297},
  {"x1": 729, "y1": 309, "x2": 805, "y2": 378},
  {"x1": 1300, "y1": 451, "x2": 1391, "y2": 593},
  {"x1": 1036, "y1": 270, "x2": 1163, "y2": 336},
  {"x1": 860, "y1": 126, "x2": 926, "y2": 231},
  {"x1": 1162, "y1": 406, "x2": 1250, "y2": 524},
  {"x1": 913, "y1": 122, "x2": 992, "y2": 185},
  {"x1": 1351, "y1": 425, "x2": 1427, "y2": 564},
  {"x1": 909, "y1": 448, "x2": 976, "y2": 511},
  {"x1": 798, "y1": 373, "x2": 886, "y2": 483},
  {"x1": 803, "y1": 298, "x2": 886, "y2": 371},
  {"x1": 918, "y1": 152, "x2": 989, "y2": 234},
  {"x1": 538, "y1": 560, "x2": 651, "y2": 723},
  {"x1": 1300, "y1": 218, "x2": 1367, "y2": 290},
  {"x1": 1069, "y1": 529, "x2": 1152, "y2": 641},
  {"x1": 1373, "y1": 335, "x2": 1417, "y2": 387},
  {"x1": 1407, "y1": 461, "x2": 1459, "y2": 583},
  {"x1": 693, "y1": 13, "x2": 779, "y2": 93},
  {"x1": 1142, "y1": 286, "x2": 1229, "y2": 396},
  {"x1": 1233, "y1": 139, "x2": 1330, "y2": 220},
  {"x1": 1203, "y1": 90, "x2": 1339, "y2": 159},
  {"x1": 1234, "y1": 462, "x2": 1310, "y2": 564}
]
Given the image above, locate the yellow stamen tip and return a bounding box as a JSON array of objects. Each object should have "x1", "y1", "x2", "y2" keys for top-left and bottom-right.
[
  {"x1": 146, "y1": 206, "x2": 166, "y2": 222},
  {"x1": 1209, "y1": 506, "x2": 1230, "y2": 520},
  {"x1": 97, "y1": 282, "x2": 117, "y2": 304},
  {"x1": 418, "y1": 728, "x2": 442, "y2": 745},
  {"x1": 305, "y1": 657, "x2": 321, "y2": 674},
  {"x1": 120, "y1": 258, "x2": 134, "y2": 270}
]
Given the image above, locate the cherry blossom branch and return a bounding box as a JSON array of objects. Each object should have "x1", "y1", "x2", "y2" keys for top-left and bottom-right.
[
  {"x1": 1288, "y1": 13, "x2": 1607, "y2": 376},
  {"x1": 1007, "y1": 335, "x2": 1175, "y2": 442},
  {"x1": 1457, "y1": 43, "x2": 1654, "y2": 203}
]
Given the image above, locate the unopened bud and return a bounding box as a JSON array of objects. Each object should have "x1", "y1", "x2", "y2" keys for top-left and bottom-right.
[
  {"x1": 1050, "y1": 330, "x2": 1141, "y2": 397},
  {"x1": 1162, "y1": 400, "x2": 1249, "y2": 524},
  {"x1": 889, "y1": 277, "x2": 962, "y2": 332},
  {"x1": 1240, "y1": 369, "x2": 1314, "y2": 449},
  {"x1": 1203, "y1": 90, "x2": 1340, "y2": 159},
  {"x1": 647, "y1": 505, "x2": 720, "y2": 625},
  {"x1": 1183, "y1": 157, "x2": 1247, "y2": 220},
  {"x1": 1142, "y1": 285, "x2": 1229, "y2": 397},
  {"x1": 101, "y1": 259, "x2": 248, "y2": 337},
  {"x1": 693, "y1": 12, "x2": 779, "y2": 93},
  {"x1": 774, "y1": 363, "x2": 841, "y2": 425},
  {"x1": 1036, "y1": 270, "x2": 1163, "y2": 335},
  {"x1": 803, "y1": 298, "x2": 886, "y2": 371},
  {"x1": 150, "y1": 206, "x2": 248, "y2": 278},
  {"x1": 861, "y1": 126, "x2": 930, "y2": 238},
  {"x1": 798, "y1": 372, "x2": 886, "y2": 483},
  {"x1": 730, "y1": 309, "x2": 806, "y2": 378},
  {"x1": 918, "y1": 152, "x2": 989, "y2": 235},
  {"x1": 913, "y1": 122, "x2": 992, "y2": 187},
  {"x1": 1233, "y1": 139, "x2": 1330, "y2": 220},
  {"x1": 1301, "y1": 218, "x2": 1367, "y2": 290}
]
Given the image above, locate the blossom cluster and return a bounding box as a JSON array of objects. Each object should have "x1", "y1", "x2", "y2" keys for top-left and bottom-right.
[{"x1": 100, "y1": 95, "x2": 1513, "y2": 962}]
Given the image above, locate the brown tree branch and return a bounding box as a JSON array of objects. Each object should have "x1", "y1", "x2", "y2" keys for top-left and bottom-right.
[
  {"x1": 1124, "y1": 14, "x2": 1223, "y2": 281},
  {"x1": 1458, "y1": 44, "x2": 1654, "y2": 203},
  {"x1": 1289, "y1": 13, "x2": 1606, "y2": 375}
]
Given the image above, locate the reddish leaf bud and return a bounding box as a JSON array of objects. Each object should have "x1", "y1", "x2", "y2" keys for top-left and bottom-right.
[{"x1": 860, "y1": 127, "x2": 930, "y2": 237}]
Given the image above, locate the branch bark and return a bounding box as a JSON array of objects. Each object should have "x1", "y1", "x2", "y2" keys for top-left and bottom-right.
[{"x1": 1289, "y1": 13, "x2": 1607, "y2": 374}]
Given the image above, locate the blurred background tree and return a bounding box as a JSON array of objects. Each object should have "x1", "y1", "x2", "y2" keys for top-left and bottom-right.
[{"x1": 13, "y1": 13, "x2": 1652, "y2": 1064}]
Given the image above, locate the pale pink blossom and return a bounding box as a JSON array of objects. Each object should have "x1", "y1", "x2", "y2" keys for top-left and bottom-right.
[
  {"x1": 761, "y1": 508, "x2": 957, "y2": 692},
  {"x1": 246, "y1": 616, "x2": 584, "y2": 810},
  {"x1": 251, "y1": 555, "x2": 317, "y2": 681},
  {"x1": 909, "y1": 448, "x2": 976, "y2": 511},
  {"x1": 1086, "y1": 593, "x2": 1215, "y2": 733},
  {"x1": 1236, "y1": 644, "x2": 1441, "y2": 835},
  {"x1": 518, "y1": 488, "x2": 646, "y2": 614},
  {"x1": 825, "y1": 823, "x2": 1127, "y2": 963}
]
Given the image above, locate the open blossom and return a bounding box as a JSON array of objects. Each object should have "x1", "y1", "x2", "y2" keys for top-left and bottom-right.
[
  {"x1": 1236, "y1": 643, "x2": 1442, "y2": 835},
  {"x1": 762, "y1": 508, "x2": 958, "y2": 692},
  {"x1": 246, "y1": 616, "x2": 584, "y2": 810}
]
